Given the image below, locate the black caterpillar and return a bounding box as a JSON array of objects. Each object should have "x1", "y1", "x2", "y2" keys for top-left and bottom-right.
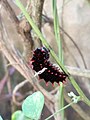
[{"x1": 29, "y1": 47, "x2": 67, "y2": 85}]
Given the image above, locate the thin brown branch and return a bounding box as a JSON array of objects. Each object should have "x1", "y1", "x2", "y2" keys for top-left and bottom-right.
[
  {"x1": 12, "y1": 80, "x2": 29, "y2": 106},
  {"x1": 0, "y1": 74, "x2": 8, "y2": 94},
  {"x1": 2, "y1": 54, "x2": 12, "y2": 94},
  {"x1": 30, "y1": 0, "x2": 44, "y2": 48}
]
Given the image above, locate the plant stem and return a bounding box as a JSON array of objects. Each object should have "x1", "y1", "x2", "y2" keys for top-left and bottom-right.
[
  {"x1": 45, "y1": 102, "x2": 74, "y2": 120},
  {"x1": 15, "y1": 0, "x2": 90, "y2": 106},
  {"x1": 52, "y1": 0, "x2": 64, "y2": 119},
  {"x1": 59, "y1": 83, "x2": 64, "y2": 119},
  {"x1": 52, "y1": 0, "x2": 62, "y2": 60}
]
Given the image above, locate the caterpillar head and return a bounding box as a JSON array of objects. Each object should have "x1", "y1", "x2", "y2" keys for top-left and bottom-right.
[{"x1": 31, "y1": 47, "x2": 50, "y2": 63}]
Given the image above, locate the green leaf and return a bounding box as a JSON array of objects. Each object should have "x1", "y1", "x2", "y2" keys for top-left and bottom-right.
[
  {"x1": 0, "y1": 116, "x2": 3, "y2": 120},
  {"x1": 11, "y1": 110, "x2": 31, "y2": 120},
  {"x1": 22, "y1": 91, "x2": 44, "y2": 120}
]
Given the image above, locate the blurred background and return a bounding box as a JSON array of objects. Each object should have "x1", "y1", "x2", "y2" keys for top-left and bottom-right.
[{"x1": 0, "y1": 0, "x2": 90, "y2": 120}]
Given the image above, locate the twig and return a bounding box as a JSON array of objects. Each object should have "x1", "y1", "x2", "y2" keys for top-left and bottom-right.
[
  {"x1": 2, "y1": 54, "x2": 12, "y2": 94},
  {"x1": 0, "y1": 74, "x2": 8, "y2": 94},
  {"x1": 66, "y1": 66, "x2": 90, "y2": 78},
  {"x1": 12, "y1": 80, "x2": 29, "y2": 106},
  {"x1": 30, "y1": 0, "x2": 44, "y2": 48}
]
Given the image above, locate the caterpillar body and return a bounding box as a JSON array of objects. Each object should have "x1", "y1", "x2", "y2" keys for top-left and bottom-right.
[{"x1": 30, "y1": 47, "x2": 67, "y2": 85}]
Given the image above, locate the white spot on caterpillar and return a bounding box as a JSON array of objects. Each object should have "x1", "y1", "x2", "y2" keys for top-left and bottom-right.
[{"x1": 34, "y1": 68, "x2": 47, "y2": 77}]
